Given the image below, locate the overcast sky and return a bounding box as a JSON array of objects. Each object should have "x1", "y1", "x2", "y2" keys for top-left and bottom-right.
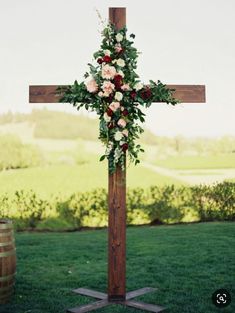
[{"x1": 0, "y1": 0, "x2": 235, "y2": 137}]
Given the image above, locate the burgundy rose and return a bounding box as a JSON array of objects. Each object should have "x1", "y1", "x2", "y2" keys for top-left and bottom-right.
[
  {"x1": 97, "y1": 58, "x2": 103, "y2": 64},
  {"x1": 122, "y1": 109, "x2": 128, "y2": 116},
  {"x1": 141, "y1": 88, "x2": 152, "y2": 100},
  {"x1": 130, "y1": 91, "x2": 137, "y2": 99},
  {"x1": 114, "y1": 74, "x2": 123, "y2": 83},
  {"x1": 121, "y1": 143, "x2": 128, "y2": 152},
  {"x1": 103, "y1": 55, "x2": 112, "y2": 63},
  {"x1": 108, "y1": 121, "x2": 115, "y2": 129},
  {"x1": 113, "y1": 74, "x2": 123, "y2": 90},
  {"x1": 106, "y1": 108, "x2": 113, "y2": 117},
  {"x1": 107, "y1": 94, "x2": 114, "y2": 103}
]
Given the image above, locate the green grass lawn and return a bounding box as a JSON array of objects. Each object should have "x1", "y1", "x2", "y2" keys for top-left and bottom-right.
[
  {"x1": 2, "y1": 222, "x2": 234, "y2": 313},
  {"x1": 153, "y1": 154, "x2": 235, "y2": 170},
  {"x1": 0, "y1": 163, "x2": 183, "y2": 198}
]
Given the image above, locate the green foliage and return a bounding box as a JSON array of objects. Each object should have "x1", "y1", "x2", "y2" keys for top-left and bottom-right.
[
  {"x1": 191, "y1": 182, "x2": 235, "y2": 221},
  {"x1": 0, "y1": 182, "x2": 234, "y2": 231},
  {"x1": 0, "y1": 190, "x2": 53, "y2": 230},
  {"x1": 59, "y1": 24, "x2": 179, "y2": 173},
  {"x1": 0, "y1": 134, "x2": 43, "y2": 171}
]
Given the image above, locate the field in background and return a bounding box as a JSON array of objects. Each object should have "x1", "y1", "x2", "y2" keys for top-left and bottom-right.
[
  {"x1": 0, "y1": 163, "x2": 183, "y2": 198},
  {"x1": 152, "y1": 154, "x2": 235, "y2": 169},
  {"x1": 0, "y1": 109, "x2": 235, "y2": 195}
]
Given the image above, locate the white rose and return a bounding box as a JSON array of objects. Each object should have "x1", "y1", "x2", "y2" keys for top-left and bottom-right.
[
  {"x1": 104, "y1": 49, "x2": 111, "y2": 56},
  {"x1": 114, "y1": 131, "x2": 123, "y2": 141},
  {"x1": 116, "y1": 58, "x2": 125, "y2": 67},
  {"x1": 116, "y1": 33, "x2": 123, "y2": 42},
  {"x1": 115, "y1": 92, "x2": 123, "y2": 101},
  {"x1": 118, "y1": 70, "x2": 124, "y2": 77},
  {"x1": 134, "y1": 82, "x2": 144, "y2": 91},
  {"x1": 122, "y1": 129, "x2": 129, "y2": 137},
  {"x1": 103, "y1": 113, "x2": 111, "y2": 123}
]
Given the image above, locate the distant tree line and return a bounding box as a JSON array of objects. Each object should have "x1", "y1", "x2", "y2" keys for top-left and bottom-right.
[
  {"x1": 0, "y1": 109, "x2": 235, "y2": 154},
  {"x1": 0, "y1": 134, "x2": 43, "y2": 171}
]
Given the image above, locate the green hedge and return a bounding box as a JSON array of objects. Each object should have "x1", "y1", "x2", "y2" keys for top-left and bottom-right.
[{"x1": 0, "y1": 182, "x2": 234, "y2": 231}]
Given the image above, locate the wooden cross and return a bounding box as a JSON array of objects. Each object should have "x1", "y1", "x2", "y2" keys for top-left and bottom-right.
[{"x1": 29, "y1": 7, "x2": 206, "y2": 313}]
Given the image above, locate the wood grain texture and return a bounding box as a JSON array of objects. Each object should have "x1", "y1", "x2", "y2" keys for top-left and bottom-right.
[
  {"x1": 167, "y1": 85, "x2": 206, "y2": 103},
  {"x1": 107, "y1": 7, "x2": 127, "y2": 301},
  {"x1": 108, "y1": 163, "x2": 126, "y2": 301},
  {"x1": 29, "y1": 85, "x2": 206, "y2": 103},
  {"x1": 125, "y1": 300, "x2": 165, "y2": 313},
  {"x1": 73, "y1": 288, "x2": 107, "y2": 300},
  {"x1": 109, "y1": 8, "x2": 126, "y2": 31},
  {"x1": 29, "y1": 85, "x2": 65, "y2": 103},
  {"x1": 0, "y1": 220, "x2": 16, "y2": 304},
  {"x1": 67, "y1": 299, "x2": 109, "y2": 313},
  {"x1": 126, "y1": 287, "x2": 156, "y2": 300}
]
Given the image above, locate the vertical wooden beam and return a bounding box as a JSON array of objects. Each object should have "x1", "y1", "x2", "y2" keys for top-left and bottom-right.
[
  {"x1": 108, "y1": 8, "x2": 126, "y2": 301},
  {"x1": 108, "y1": 163, "x2": 126, "y2": 301},
  {"x1": 109, "y1": 7, "x2": 126, "y2": 31}
]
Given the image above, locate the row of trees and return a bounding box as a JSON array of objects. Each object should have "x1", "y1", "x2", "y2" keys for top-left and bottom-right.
[
  {"x1": 0, "y1": 135, "x2": 42, "y2": 171},
  {"x1": 0, "y1": 109, "x2": 235, "y2": 154}
]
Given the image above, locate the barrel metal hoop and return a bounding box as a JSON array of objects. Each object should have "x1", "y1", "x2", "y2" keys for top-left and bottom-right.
[
  {"x1": 0, "y1": 240, "x2": 15, "y2": 247},
  {"x1": 0, "y1": 283, "x2": 15, "y2": 293},
  {"x1": 0, "y1": 231, "x2": 13, "y2": 237},
  {"x1": 0, "y1": 273, "x2": 16, "y2": 282},
  {"x1": 0, "y1": 224, "x2": 13, "y2": 230},
  {"x1": 0, "y1": 249, "x2": 16, "y2": 258},
  {"x1": 0, "y1": 290, "x2": 13, "y2": 300}
]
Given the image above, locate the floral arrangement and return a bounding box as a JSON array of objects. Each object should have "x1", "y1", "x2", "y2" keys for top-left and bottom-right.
[{"x1": 59, "y1": 24, "x2": 179, "y2": 173}]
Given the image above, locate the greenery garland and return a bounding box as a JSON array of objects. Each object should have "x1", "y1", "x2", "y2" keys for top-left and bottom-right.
[{"x1": 59, "y1": 23, "x2": 179, "y2": 173}]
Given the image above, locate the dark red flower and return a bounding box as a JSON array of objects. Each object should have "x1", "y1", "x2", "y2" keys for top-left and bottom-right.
[
  {"x1": 130, "y1": 91, "x2": 137, "y2": 99},
  {"x1": 121, "y1": 143, "x2": 128, "y2": 152},
  {"x1": 113, "y1": 74, "x2": 123, "y2": 90},
  {"x1": 97, "y1": 58, "x2": 103, "y2": 64},
  {"x1": 103, "y1": 55, "x2": 112, "y2": 63},
  {"x1": 141, "y1": 88, "x2": 152, "y2": 100},
  {"x1": 108, "y1": 121, "x2": 115, "y2": 129},
  {"x1": 122, "y1": 109, "x2": 128, "y2": 116},
  {"x1": 106, "y1": 108, "x2": 113, "y2": 117},
  {"x1": 114, "y1": 74, "x2": 123, "y2": 83},
  {"x1": 107, "y1": 94, "x2": 114, "y2": 103}
]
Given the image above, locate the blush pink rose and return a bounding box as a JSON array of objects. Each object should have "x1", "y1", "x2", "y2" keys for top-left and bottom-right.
[
  {"x1": 102, "y1": 81, "x2": 115, "y2": 96},
  {"x1": 115, "y1": 43, "x2": 123, "y2": 53},
  {"x1": 85, "y1": 78, "x2": 98, "y2": 93},
  {"x1": 117, "y1": 118, "x2": 127, "y2": 128},
  {"x1": 101, "y1": 64, "x2": 116, "y2": 80},
  {"x1": 121, "y1": 83, "x2": 130, "y2": 91},
  {"x1": 109, "y1": 101, "x2": 120, "y2": 112}
]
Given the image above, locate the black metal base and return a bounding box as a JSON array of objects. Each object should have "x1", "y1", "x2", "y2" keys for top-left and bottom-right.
[{"x1": 67, "y1": 287, "x2": 165, "y2": 313}]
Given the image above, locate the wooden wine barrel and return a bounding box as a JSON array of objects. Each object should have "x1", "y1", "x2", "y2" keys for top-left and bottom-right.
[{"x1": 0, "y1": 219, "x2": 16, "y2": 304}]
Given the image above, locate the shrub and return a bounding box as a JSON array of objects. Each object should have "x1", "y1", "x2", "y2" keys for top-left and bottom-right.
[
  {"x1": 191, "y1": 182, "x2": 235, "y2": 221},
  {"x1": 0, "y1": 182, "x2": 234, "y2": 231}
]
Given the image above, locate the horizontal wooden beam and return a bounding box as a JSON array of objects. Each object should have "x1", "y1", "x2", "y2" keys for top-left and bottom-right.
[
  {"x1": 29, "y1": 84, "x2": 206, "y2": 104},
  {"x1": 167, "y1": 85, "x2": 205, "y2": 103}
]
